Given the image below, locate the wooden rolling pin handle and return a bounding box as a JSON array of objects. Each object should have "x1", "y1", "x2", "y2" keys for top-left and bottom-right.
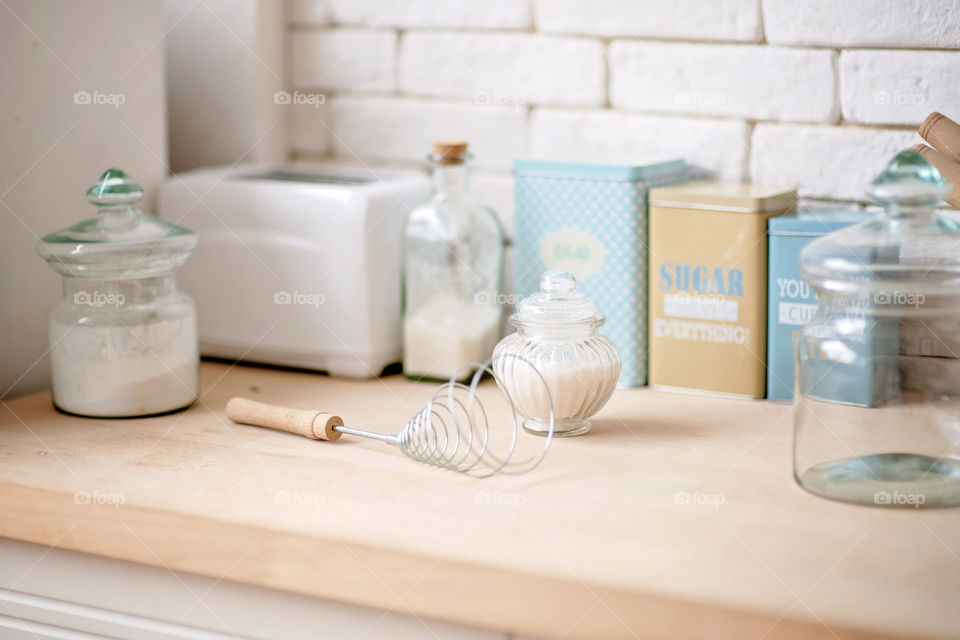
[
  {"x1": 920, "y1": 112, "x2": 960, "y2": 164},
  {"x1": 226, "y1": 397, "x2": 343, "y2": 441}
]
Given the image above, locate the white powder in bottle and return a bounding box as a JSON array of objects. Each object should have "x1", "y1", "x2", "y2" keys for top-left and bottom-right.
[
  {"x1": 49, "y1": 315, "x2": 199, "y2": 417},
  {"x1": 403, "y1": 293, "x2": 501, "y2": 379}
]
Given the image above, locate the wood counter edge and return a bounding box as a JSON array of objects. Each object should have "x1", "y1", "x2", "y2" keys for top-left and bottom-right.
[{"x1": 0, "y1": 483, "x2": 908, "y2": 640}]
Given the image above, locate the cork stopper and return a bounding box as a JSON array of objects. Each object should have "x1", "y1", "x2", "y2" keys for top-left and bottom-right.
[{"x1": 433, "y1": 140, "x2": 469, "y2": 165}]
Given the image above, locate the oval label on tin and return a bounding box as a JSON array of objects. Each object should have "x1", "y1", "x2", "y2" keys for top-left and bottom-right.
[{"x1": 540, "y1": 229, "x2": 606, "y2": 280}]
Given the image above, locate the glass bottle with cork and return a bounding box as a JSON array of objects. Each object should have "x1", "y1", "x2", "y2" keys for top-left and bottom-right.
[{"x1": 403, "y1": 141, "x2": 504, "y2": 382}]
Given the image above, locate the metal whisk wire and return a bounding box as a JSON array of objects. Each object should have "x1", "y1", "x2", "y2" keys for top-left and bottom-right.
[
  {"x1": 402, "y1": 372, "x2": 496, "y2": 474},
  {"x1": 226, "y1": 354, "x2": 554, "y2": 477},
  {"x1": 390, "y1": 356, "x2": 553, "y2": 477}
]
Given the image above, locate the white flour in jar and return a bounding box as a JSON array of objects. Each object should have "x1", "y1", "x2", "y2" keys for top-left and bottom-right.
[
  {"x1": 496, "y1": 358, "x2": 619, "y2": 421},
  {"x1": 403, "y1": 293, "x2": 500, "y2": 379},
  {"x1": 49, "y1": 315, "x2": 198, "y2": 417}
]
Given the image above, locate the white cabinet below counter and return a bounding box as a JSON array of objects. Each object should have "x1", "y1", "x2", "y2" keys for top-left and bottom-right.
[{"x1": 0, "y1": 538, "x2": 508, "y2": 640}]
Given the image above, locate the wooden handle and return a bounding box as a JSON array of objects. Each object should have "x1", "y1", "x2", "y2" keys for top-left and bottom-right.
[
  {"x1": 920, "y1": 112, "x2": 960, "y2": 164},
  {"x1": 911, "y1": 144, "x2": 960, "y2": 209},
  {"x1": 226, "y1": 397, "x2": 343, "y2": 441}
]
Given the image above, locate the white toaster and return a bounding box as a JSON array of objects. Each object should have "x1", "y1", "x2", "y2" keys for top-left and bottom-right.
[{"x1": 157, "y1": 163, "x2": 431, "y2": 377}]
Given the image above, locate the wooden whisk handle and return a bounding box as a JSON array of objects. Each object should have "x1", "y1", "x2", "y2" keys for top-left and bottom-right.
[{"x1": 226, "y1": 397, "x2": 343, "y2": 441}]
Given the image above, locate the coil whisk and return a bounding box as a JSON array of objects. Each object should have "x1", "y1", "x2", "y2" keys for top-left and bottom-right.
[
  {"x1": 395, "y1": 358, "x2": 554, "y2": 476},
  {"x1": 226, "y1": 354, "x2": 554, "y2": 477}
]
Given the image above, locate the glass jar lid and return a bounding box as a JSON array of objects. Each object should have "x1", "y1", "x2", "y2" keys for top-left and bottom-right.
[
  {"x1": 513, "y1": 270, "x2": 603, "y2": 326},
  {"x1": 800, "y1": 150, "x2": 960, "y2": 297},
  {"x1": 37, "y1": 168, "x2": 197, "y2": 279}
]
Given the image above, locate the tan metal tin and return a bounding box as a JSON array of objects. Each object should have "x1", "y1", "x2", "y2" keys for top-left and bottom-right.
[{"x1": 647, "y1": 182, "x2": 797, "y2": 397}]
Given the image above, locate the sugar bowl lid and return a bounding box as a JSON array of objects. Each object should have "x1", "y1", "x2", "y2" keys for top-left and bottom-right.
[
  {"x1": 37, "y1": 168, "x2": 197, "y2": 279},
  {"x1": 514, "y1": 270, "x2": 603, "y2": 326}
]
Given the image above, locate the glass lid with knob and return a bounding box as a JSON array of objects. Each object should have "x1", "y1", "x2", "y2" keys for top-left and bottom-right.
[
  {"x1": 37, "y1": 168, "x2": 197, "y2": 279},
  {"x1": 800, "y1": 150, "x2": 960, "y2": 301},
  {"x1": 512, "y1": 270, "x2": 605, "y2": 327}
]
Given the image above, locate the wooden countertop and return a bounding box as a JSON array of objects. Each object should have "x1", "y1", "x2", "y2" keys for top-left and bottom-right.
[{"x1": 0, "y1": 362, "x2": 957, "y2": 639}]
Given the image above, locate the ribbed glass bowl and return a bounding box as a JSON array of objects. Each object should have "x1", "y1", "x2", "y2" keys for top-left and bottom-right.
[{"x1": 492, "y1": 327, "x2": 620, "y2": 437}]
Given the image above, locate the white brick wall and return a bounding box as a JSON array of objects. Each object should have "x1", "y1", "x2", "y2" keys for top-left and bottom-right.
[
  {"x1": 471, "y1": 173, "x2": 516, "y2": 237},
  {"x1": 609, "y1": 42, "x2": 837, "y2": 122},
  {"x1": 531, "y1": 109, "x2": 749, "y2": 182},
  {"x1": 328, "y1": 0, "x2": 532, "y2": 30},
  {"x1": 536, "y1": 0, "x2": 761, "y2": 41},
  {"x1": 400, "y1": 33, "x2": 605, "y2": 107},
  {"x1": 324, "y1": 96, "x2": 526, "y2": 172},
  {"x1": 751, "y1": 125, "x2": 920, "y2": 200},
  {"x1": 287, "y1": 0, "x2": 327, "y2": 26},
  {"x1": 286, "y1": 0, "x2": 956, "y2": 205},
  {"x1": 291, "y1": 30, "x2": 395, "y2": 92},
  {"x1": 288, "y1": 101, "x2": 328, "y2": 155},
  {"x1": 840, "y1": 50, "x2": 960, "y2": 125},
  {"x1": 763, "y1": 0, "x2": 960, "y2": 49}
]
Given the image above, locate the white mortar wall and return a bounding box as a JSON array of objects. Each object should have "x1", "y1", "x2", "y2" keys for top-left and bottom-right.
[{"x1": 285, "y1": 0, "x2": 959, "y2": 222}]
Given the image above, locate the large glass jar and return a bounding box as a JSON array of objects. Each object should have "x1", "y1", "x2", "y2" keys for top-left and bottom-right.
[
  {"x1": 492, "y1": 270, "x2": 621, "y2": 437},
  {"x1": 36, "y1": 169, "x2": 199, "y2": 417},
  {"x1": 795, "y1": 150, "x2": 960, "y2": 508},
  {"x1": 403, "y1": 141, "x2": 504, "y2": 382}
]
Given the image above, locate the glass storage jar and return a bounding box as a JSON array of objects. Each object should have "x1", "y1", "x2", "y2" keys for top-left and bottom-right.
[
  {"x1": 36, "y1": 169, "x2": 199, "y2": 417},
  {"x1": 492, "y1": 270, "x2": 621, "y2": 437},
  {"x1": 403, "y1": 141, "x2": 504, "y2": 382},
  {"x1": 795, "y1": 150, "x2": 960, "y2": 508}
]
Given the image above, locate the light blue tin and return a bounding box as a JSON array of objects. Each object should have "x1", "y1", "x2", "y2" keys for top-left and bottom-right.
[
  {"x1": 767, "y1": 209, "x2": 871, "y2": 402},
  {"x1": 513, "y1": 156, "x2": 687, "y2": 386}
]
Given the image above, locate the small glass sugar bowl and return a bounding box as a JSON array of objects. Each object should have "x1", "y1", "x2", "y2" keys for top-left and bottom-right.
[{"x1": 492, "y1": 270, "x2": 621, "y2": 437}]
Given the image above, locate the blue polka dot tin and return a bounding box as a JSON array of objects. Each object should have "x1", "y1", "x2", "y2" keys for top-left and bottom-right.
[{"x1": 513, "y1": 156, "x2": 687, "y2": 387}]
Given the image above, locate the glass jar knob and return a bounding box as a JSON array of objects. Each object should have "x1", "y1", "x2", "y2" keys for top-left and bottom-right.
[
  {"x1": 540, "y1": 270, "x2": 576, "y2": 294},
  {"x1": 867, "y1": 149, "x2": 953, "y2": 208},
  {"x1": 86, "y1": 168, "x2": 142, "y2": 232}
]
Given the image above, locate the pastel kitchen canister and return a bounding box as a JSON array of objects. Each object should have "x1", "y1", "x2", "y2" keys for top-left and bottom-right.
[
  {"x1": 766, "y1": 208, "x2": 871, "y2": 402},
  {"x1": 648, "y1": 182, "x2": 797, "y2": 397},
  {"x1": 513, "y1": 155, "x2": 686, "y2": 387}
]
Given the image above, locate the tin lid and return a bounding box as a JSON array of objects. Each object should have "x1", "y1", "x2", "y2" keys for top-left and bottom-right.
[
  {"x1": 769, "y1": 208, "x2": 872, "y2": 236},
  {"x1": 513, "y1": 270, "x2": 603, "y2": 326},
  {"x1": 649, "y1": 181, "x2": 798, "y2": 212},
  {"x1": 513, "y1": 154, "x2": 685, "y2": 182}
]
